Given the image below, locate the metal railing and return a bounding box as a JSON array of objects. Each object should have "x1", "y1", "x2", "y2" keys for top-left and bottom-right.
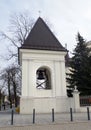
[{"x1": 80, "y1": 96, "x2": 91, "y2": 106}]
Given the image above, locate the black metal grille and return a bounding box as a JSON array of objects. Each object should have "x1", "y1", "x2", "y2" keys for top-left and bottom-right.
[{"x1": 80, "y1": 96, "x2": 91, "y2": 106}]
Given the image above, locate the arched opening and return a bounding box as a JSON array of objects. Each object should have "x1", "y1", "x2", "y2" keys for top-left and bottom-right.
[{"x1": 36, "y1": 67, "x2": 51, "y2": 89}]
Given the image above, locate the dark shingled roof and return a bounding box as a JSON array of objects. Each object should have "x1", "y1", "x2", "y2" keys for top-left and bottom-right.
[{"x1": 20, "y1": 17, "x2": 66, "y2": 51}]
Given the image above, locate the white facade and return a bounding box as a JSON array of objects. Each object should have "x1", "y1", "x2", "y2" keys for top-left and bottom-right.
[{"x1": 19, "y1": 49, "x2": 69, "y2": 114}]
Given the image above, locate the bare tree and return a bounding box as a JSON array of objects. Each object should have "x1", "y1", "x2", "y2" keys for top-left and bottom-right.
[
  {"x1": 0, "y1": 65, "x2": 21, "y2": 108},
  {"x1": 9, "y1": 66, "x2": 21, "y2": 107},
  {"x1": 0, "y1": 12, "x2": 34, "y2": 108},
  {"x1": 0, "y1": 67, "x2": 12, "y2": 108},
  {"x1": 0, "y1": 12, "x2": 34, "y2": 60}
]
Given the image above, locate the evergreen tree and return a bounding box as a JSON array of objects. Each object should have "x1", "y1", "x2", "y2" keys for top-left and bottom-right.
[{"x1": 67, "y1": 33, "x2": 91, "y2": 95}]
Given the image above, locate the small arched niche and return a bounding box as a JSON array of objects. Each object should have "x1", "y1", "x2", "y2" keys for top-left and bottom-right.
[{"x1": 36, "y1": 66, "x2": 51, "y2": 89}]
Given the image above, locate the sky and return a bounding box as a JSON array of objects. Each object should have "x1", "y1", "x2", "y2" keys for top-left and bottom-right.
[{"x1": 0, "y1": 0, "x2": 91, "y2": 66}]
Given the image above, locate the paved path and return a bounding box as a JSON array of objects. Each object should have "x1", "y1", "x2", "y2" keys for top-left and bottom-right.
[
  {"x1": 0, "y1": 110, "x2": 91, "y2": 130},
  {"x1": 0, "y1": 111, "x2": 90, "y2": 126},
  {"x1": 0, "y1": 122, "x2": 91, "y2": 130}
]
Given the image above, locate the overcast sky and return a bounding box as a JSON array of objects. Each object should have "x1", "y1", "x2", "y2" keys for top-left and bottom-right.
[{"x1": 0, "y1": 0, "x2": 91, "y2": 58}]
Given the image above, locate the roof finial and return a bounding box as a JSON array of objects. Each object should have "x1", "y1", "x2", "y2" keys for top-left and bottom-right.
[
  {"x1": 65, "y1": 43, "x2": 67, "y2": 49},
  {"x1": 38, "y1": 10, "x2": 41, "y2": 17}
]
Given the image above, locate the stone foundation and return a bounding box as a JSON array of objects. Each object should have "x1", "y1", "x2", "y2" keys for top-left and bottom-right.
[{"x1": 20, "y1": 96, "x2": 74, "y2": 114}]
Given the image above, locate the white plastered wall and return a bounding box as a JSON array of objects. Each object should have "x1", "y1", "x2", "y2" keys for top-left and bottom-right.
[{"x1": 19, "y1": 49, "x2": 68, "y2": 113}]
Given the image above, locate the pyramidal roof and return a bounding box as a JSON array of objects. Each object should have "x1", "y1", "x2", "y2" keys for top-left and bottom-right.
[{"x1": 21, "y1": 17, "x2": 66, "y2": 52}]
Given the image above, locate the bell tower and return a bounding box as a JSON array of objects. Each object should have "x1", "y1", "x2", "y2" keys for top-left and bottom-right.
[{"x1": 19, "y1": 17, "x2": 67, "y2": 114}]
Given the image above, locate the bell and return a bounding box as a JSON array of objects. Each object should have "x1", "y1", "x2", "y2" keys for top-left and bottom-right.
[{"x1": 37, "y1": 70, "x2": 45, "y2": 80}]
